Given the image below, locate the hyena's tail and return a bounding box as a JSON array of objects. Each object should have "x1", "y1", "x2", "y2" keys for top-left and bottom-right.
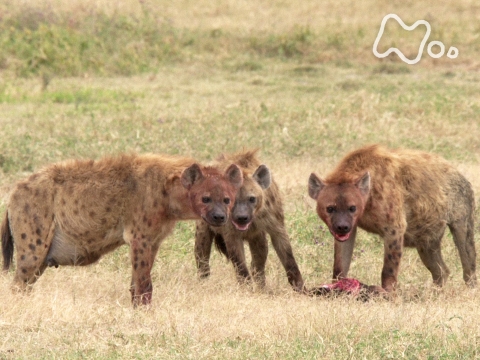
[
  {"x1": 1, "y1": 211, "x2": 14, "y2": 271},
  {"x1": 213, "y1": 233, "x2": 229, "y2": 259}
]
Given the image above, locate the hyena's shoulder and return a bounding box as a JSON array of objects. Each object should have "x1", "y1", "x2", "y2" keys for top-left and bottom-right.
[{"x1": 325, "y1": 144, "x2": 399, "y2": 184}]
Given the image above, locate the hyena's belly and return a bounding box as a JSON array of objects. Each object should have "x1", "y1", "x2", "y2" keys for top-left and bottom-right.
[
  {"x1": 46, "y1": 223, "x2": 125, "y2": 267},
  {"x1": 403, "y1": 232, "x2": 416, "y2": 247},
  {"x1": 404, "y1": 220, "x2": 447, "y2": 248}
]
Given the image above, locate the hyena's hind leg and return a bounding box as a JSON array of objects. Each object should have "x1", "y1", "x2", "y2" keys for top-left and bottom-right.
[
  {"x1": 9, "y1": 208, "x2": 56, "y2": 291},
  {"x1": 416, "y1": 226, "x2": 451, "y2": 287}
]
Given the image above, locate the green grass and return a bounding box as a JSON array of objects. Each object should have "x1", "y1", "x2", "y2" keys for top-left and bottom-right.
[
  {"x1": 2, "y1": 1, "x2": 479, "y2": 79},
  {"x1": 0, "y1": 61, "x2": 478, "y2": 178}
]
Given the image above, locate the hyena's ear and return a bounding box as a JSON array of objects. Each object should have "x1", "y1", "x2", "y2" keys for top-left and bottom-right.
[
  {"x1": 308, "y1": 173, "x2": 325, "y2": 200},
  {"x1": 252, "y1": 164, "x2": 271, "y2": 190},
  {"x1": 355, "y1": 172, "x2": 371, "y2": 197},
  {"x1": 225, "y1": 164, "x2": 243, "y2": 189},
  {"x1": 181, "y1": 163, "x2": 205, "y2": 190}
]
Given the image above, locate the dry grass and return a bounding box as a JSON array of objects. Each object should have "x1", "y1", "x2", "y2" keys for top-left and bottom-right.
[
  {"x1": 1, "y1": 248, "x2": 480, "y2": 359},
  {"x1": 1, "y1": 0, "x2": 480, "y2": 358}
]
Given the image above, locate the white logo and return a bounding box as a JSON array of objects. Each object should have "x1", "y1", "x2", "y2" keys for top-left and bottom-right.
[{"x1": 373, "y1": 14, "x2": 458, "y2": 64}]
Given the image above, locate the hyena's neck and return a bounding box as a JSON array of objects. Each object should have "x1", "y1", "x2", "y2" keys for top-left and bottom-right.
[
  {"x1": 144, "y1": 161, "x2": 199, "y2": 221},
  {"x1": 165, "y1": 185, "x2": 198, "y2": 221}
]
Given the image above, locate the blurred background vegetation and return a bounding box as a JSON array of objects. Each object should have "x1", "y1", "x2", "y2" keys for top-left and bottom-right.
[{"x1": 1, "y1": 0, "x2": 479, "y2": 78}]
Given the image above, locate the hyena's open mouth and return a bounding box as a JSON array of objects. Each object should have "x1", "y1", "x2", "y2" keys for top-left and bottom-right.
[
  {"x1": 232, "y1": 220, "x2": 252, "y2": 231},
  {"x1": 332, "y1": 231, "x2": 351, "y2": 242}
]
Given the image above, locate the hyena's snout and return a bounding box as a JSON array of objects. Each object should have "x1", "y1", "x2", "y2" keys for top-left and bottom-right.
[
  {"x1": 331, "y1": 214, "x2": 354, "y2": 242},
  {"x1": 231, "y1": 203, "x2": 253, "y2": 231},
  {"x1": 334, "y1": 221, "x2": 351, "y2": 235},
  {"x1": 212, "y1": 211, "x2": 226, "y2": 224},
  {"x1": 234, "y1": 213, "x2": 250, "y2": 225},
  {"x1": 206, "y1": 205, "x2": 228, "y2": 226}
]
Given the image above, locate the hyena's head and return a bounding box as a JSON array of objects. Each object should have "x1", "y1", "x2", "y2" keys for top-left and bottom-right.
[
  {"x1": 308, "y1": 172, "x2": 370, "y2": 242},
  {"x1": 231, "y1": 165, "x2": 271, "y2": 231},
  {"x1": 181, "y1": 163, "x2": 243, "y2": 227}
]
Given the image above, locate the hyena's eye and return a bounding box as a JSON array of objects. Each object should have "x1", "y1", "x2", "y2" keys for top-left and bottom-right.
[
  {"x1": 249, "y1": 196, "x2": 256, "y2": 203},
  {"x1": 223, "y1": 198, "x2": 231, "y2": 205},
  {"x1": 326, "y1": 206, "x2": 336, "y2": 213},
  {"x1": 202, "y1": 196, "x2": 211, "y2": 204},
  {"x1": 349, "y1": 206, "x2": 357, "y2": 213}
]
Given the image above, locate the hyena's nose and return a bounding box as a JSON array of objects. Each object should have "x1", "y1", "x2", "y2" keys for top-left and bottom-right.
[
  {"x1": 212, "y1": 213, "x2": 226, "y2": 222},
  {"x1": 335, "y1": 224, "x2": 351, "y2": 234},
  {"x1": 235, "y1": 215, "x2": 249, "y2": 224}
]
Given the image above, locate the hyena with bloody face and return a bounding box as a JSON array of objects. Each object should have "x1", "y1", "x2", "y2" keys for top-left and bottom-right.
[
  {"x1": 308, "y1": 144, "x2": 476, "y2": 292},
  {"x1": 195, "y1": 150, "x2": 305, "y2": 292},
  {"x1": 1, "y1": 154, "x2": 242, "y2": 306}
]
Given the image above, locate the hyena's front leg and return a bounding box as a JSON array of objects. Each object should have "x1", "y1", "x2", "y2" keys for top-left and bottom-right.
[
  {"x1": 126, "y1": 229, "x2": 163, "y2": 306},
  {"x1": 194, "y1": 221, "x2": 215, "y2": 278},
  {"x1": 381, "y1": 230, "x2": 405, "y2": 292},
  {"x1": 224, "y1": 235, "x2": 251, "y2": 283},
  {"x1": 333, "y1": 227, "x2": 357, "y2": 281},
  {"x1": 129, "y1": 240, "x2": 158, "y2": 306},
  {"x1": 268, "y1": 226, "x2": 305, "y2": 292},
  {"x1": 247, "y1": 232, "x2": 269, "y2": 288}
]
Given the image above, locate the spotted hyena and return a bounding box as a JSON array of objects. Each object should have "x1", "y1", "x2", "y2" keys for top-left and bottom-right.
[
  {"x1": 308, "y1": 144, "x2": 476, "y2": 292},
  {"x1": 1, "y1": 154, "x2": 243, "y2": 305},
  {"x1": 195, "y1": 150, "x2": 304, "y2": 292}
]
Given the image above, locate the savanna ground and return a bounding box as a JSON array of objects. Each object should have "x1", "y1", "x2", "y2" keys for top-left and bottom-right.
[{"x1": 0, "y1": 0, "x2": 480, "y2": 358}]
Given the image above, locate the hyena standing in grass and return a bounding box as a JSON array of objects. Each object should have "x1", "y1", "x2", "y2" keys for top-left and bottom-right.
[
  {"x1": 1, "y1": 154, "x2": 243, "y2": 306},
  {"x1": 308, "y1": 144, "x2": 476, "y2": 292},
  {"x1": 195, "y1": 150, "x2": 305, "y2": 292}
]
